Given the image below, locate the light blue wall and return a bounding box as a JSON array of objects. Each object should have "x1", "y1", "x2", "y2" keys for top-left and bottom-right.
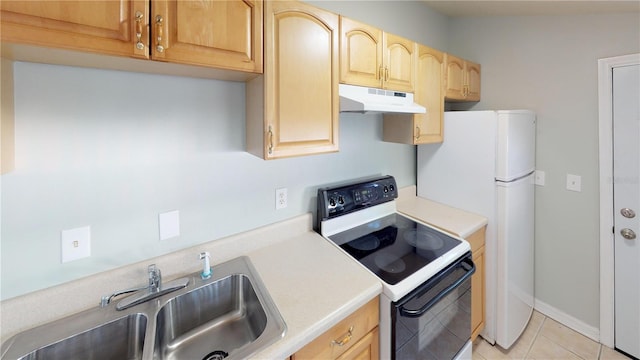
[{"x1": 0, "y1": 1, "x2": 448, "y2": 300}]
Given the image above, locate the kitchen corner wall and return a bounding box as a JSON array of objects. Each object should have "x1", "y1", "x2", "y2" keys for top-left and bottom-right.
[
  {"x1": 446, "y1": 13, "x2": 640, "y2": 330},
  {"x1": 0, "y1": 2, "x2": 448, "y2": 301}
]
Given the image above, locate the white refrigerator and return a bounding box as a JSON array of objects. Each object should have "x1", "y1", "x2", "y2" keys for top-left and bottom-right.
[{"x1": 417, "y1": 110, "x2": 536, "y2": 349}]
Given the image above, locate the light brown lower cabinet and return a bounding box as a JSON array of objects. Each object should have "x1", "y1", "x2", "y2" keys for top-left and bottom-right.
[
  {"x1": 466, "y1": 226, "x2": 487, "y2": 340},
  {"x1": 291, "y1": 297, "x2": 379, "y2": 360}
]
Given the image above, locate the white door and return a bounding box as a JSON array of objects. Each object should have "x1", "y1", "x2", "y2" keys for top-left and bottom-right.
[{"x1": 613, "y1": 64, "x2": 640, "y2": 359}]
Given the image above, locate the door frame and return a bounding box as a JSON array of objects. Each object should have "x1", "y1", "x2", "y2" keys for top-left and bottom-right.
[{"x1": 598, "y1": 52, "x2": 640, "y2": 348}]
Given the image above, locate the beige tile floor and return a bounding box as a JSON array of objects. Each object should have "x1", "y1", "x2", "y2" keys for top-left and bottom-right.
[{"x1": 472, "y1": 311, "x2": 633, "y2": 360}]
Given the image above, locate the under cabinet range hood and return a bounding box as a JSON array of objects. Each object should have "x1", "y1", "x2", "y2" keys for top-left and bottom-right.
[{"x1": 338, "y1": 84, "x2": 426, "y2": 114}]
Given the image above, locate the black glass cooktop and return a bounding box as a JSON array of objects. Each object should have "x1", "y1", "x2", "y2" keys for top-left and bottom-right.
[{"x1": 328, "y1": 213, "x2": 462, "y2": 285}]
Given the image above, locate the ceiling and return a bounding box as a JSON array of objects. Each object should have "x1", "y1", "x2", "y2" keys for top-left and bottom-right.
[{"x1": 421, "y1": 1, "x2": 640, "y2": 17}]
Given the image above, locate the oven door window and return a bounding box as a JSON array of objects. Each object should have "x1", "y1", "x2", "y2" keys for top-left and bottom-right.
[{"x1": 392, "y1": 254, "x2": 474, "y2": 359}]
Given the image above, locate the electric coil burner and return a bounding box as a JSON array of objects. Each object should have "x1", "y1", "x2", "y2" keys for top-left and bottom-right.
[{"x1": 317, "y1": 175, "x2": 474, "y2": 360}]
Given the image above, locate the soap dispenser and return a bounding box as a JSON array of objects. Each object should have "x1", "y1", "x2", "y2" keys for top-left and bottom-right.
[{"x1": 199, "y1": 252, "x2": 212, "y2": 280}]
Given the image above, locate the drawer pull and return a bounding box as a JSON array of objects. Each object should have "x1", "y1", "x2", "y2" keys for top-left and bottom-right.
[{"x1": 331, "y1": 326, "x2": 353, "y2": 347}]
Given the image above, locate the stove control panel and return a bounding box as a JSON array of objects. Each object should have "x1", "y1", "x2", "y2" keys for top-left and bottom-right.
[{"x1": 316, "y1": 175, "x2": 398, "y2": 226}]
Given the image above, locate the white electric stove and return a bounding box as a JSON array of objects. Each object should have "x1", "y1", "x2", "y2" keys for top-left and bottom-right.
[{"x1": 317, "y1": 175, "x2": 474, "y2": 360}]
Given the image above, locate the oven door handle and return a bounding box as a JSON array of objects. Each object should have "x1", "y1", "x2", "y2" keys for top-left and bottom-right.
[{"x1": 399, "y1": 258, "x2": 475, "y2": 318}]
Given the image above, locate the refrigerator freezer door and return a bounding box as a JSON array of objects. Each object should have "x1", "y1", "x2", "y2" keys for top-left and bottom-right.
[
  {"x1": 495, "y1": 173, "x2": 535, "y2": 349},
  {"x1": 496, "y1": 110, "x2": 537, "y2": 181}
]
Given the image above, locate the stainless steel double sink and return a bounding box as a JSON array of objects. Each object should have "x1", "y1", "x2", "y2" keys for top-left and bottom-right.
[{"x1": 1, "y1": 256, "x2": 287, "y2": 360}]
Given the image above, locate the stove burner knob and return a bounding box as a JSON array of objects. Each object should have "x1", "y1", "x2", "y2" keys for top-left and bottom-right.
[
  {"x1": 338, "y1": 196, "x2": 345, "y2": 205},
  {"x1": 389, "y1": 184, "x2": 395, "y2": 192},
  {"x1": 383, "y1": 186, "x2": 389, "y2": 193},
  {"x1": 329, "y1": 197, "x2": 336, "y2": 207}
]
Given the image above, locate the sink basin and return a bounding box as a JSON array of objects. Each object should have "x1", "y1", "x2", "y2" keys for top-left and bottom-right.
[
  {"x1": 5, "y1": 313, "x2": 147, "y2": 360},
  {"x1": 154, "y1": 274, "x2": 267, "y2": 359},
  {"x1": 1, "y1": 256, "x2": 285, "y2": 360},
  {"x1": 153, "y1": 257, "x2": 286, "y2": 360}
]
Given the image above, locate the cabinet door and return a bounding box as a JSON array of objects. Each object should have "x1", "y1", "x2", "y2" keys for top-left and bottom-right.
[
  {"x1": 471, "y1": 245, "x2": 486, "y2": 340},
  {"x1": 444, "y1": 53, "x2": 466, "y2": 100},
  {"x1": 0, "y1": 0, "x2": 149, "y2": 58},
  {"x1": 339, "y1": 17, "x2": 383, "y2": 88},
  {"x1": 263, "y1": 1, "x2": 339, "y2": 159},
  {"x1": 383, "y1": 33, "x2": 415, "y2": 92},
  {"x1": 414, "y1": 44, "x2": 444, "y2": 144},
  {"x1": 382, "y1": 44, "x2": 443, "y2": 145},
  {"x1": 152, "y1": 0, "x2": 262, "y2": 72},
  {"x1": 467, "y1": 227, "x2": 486, "y2": 341},
  {"x1": 466, "y1": 60, "x2": 481, "y2": 101}
]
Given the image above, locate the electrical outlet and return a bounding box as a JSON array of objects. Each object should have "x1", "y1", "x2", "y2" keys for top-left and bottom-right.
[
  {"x1": 534, "y1": 170, "x2": 546, "y2": 186},
  {"x1": 566, "y1": 174, "x2": 582, "y2": 192},
  {"x1": 61, "y1": 226, "x2": 91, "y2": 263},
  {"x1": 276, "y1": 188, "x2": 288, "y2": 210},
  {"x1": 159, "y1": 210, "x2": 180, "y2": 240}
]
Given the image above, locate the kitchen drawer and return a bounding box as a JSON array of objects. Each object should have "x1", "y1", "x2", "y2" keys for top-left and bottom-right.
[
  {"x1": 336, "y1": 326, "x2": 379, "y2": 360},
  {"x1": 292, "y1": 297, "x2": 379, "y2": 360}
]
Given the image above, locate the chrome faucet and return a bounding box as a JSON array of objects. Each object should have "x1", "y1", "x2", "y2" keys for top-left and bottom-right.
[
  {"x1": 148, "y1": 264, "x2": 161, "y2": 293},
  {"x1": 100, "y1": 264, "x2": 189, "y2": 311}
]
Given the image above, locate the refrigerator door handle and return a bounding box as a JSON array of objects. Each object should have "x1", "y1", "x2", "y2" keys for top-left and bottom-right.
[{"x1": 495, "y1": 171, "x2": 535, "y2": 184}]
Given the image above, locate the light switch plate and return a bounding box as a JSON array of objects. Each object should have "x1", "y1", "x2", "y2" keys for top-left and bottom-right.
[
  {"x1": 566, "y1": 174, "x2": 582, "y2": 192},
  {"x1": 61, "y1": 226, "x2": 91, "y2": 263},
  {"x1": 159, "y1": 210, "x2": 180, "y2": 240}
]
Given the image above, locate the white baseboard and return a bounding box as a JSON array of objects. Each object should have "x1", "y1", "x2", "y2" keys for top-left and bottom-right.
[{"x1": 534, "y1": 298, "x2": 600, "y2": 342}]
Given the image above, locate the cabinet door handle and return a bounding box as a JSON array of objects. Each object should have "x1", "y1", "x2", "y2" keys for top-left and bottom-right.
[
  {"x1": 385, "y1": 67, "x2": 389, "y2": 82},
  {"x1": 267, "y1": 125, "x2": 274, "y2": 155},
  {"x1": 155, "y1": 15, "x2": 165, "y2": 53},
  {"x1": 135, "y1": 11, "x2": 145, "y2": 50},
  {"x1": 415, "y1": 126, "x2": 421, "y2": 140},
  {"x1": 331, "y1": 326, "x2": 354, "y2": 347}
]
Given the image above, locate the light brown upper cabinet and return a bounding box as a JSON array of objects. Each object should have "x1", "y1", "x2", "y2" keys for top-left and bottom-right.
[
  {"x1": 152, "y1": 0, "x2": 262, "y2": 72},
  {"x1": 0, "y1": 1, "x2": 149, "y2": 58},
  {"x1": 444, "y1": 53, "x2": 481, "y2": 101},
  {"x1": 340, "y1": 17, "x2": 415, "y2": 92},
  {"x1": 246, "y1": 1, "x2": 339, "y2": 160},
  {"x1": 383, "y1": 44, "x2": 445, "y2": 144},
  {"x1": 0, "y1": 0, "x2": 263, "y2": 73}
]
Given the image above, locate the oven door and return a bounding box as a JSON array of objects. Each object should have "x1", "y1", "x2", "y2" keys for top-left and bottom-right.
[{"x1": 392, "y1": 253, "x2": 475, "y2": 360}]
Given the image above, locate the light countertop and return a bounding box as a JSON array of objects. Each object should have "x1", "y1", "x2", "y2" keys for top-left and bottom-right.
[
  {"x1": 246, "y1": 229, "x2": 382, "y2": 358},
  {"x1": 397, "y1": 186, "x2": 488, "y2": 238},
  {"x1": 0, "y1": 213, "x2": 382, "y2": 358}
]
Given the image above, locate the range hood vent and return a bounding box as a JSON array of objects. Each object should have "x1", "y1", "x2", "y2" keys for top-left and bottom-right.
[{"x1": 339, "y1": 84, "x2": 426, "y2": 114}]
